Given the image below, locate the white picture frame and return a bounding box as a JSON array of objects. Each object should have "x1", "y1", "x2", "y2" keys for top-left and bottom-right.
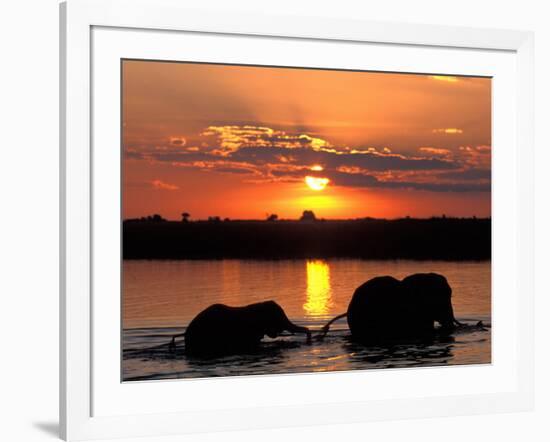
[{"x1": 60, "y1": 0, "x2": 534, "y2": 440}]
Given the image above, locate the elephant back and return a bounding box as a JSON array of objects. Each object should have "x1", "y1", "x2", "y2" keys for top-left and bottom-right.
[
  {"x1": 347, "y1": 276, "x2": 403, "y2": 342},
  {"x1": 401, "y1": 273, "x2": 451, "y2": 299},
  {"x1": 185, "y1": 304, "x2": 235, "y2": 354}
]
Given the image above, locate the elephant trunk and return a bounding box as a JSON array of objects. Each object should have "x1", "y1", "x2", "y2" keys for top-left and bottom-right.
[
  {"x1": 440, "y1": 302, "x2": 461, "y2": 330},
  {"x1": 448, "y1": 303, "x2": 462, "y2": 327},
  {"x1": 286, "y1": 322, "x2": 312, "y2": 344}
]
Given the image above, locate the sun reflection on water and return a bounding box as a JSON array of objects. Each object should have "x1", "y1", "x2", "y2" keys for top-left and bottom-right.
[{"x1": 304, "y1": 260, "x2": 333, "y2": 317}]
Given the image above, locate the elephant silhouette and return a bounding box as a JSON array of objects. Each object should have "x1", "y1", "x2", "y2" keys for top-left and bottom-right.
[
  {"x1": 171, "y1": 301, "x2": 311, "y2": 356},
  {"x1": 321, "y1": 273, "x2": 461, "y2": 343}
]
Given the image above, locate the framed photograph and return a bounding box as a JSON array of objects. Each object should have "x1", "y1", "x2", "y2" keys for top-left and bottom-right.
[{"x1": 60, "y1": 0, "x2": 534, "y2": 440}]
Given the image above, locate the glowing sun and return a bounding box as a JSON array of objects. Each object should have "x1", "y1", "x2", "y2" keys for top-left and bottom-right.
[{"x1": 305, "y1": 176, "x2": 329, "y2": 191}]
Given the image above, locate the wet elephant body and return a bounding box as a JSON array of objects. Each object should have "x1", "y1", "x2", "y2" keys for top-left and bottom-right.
[
  {"x1": 346, "y1": 273, "x2": 457, "y2": 344},
  {"x1": 184, "y1": 301, "x2": 311, "y2": 356}
]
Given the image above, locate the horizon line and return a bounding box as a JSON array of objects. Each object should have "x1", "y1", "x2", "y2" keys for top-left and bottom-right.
[{"x1": 123, "y1": 215, "x2": 491, "y2": 222}]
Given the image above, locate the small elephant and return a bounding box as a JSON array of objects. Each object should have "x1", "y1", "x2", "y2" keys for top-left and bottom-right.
[
  {"x1": 321, "y1": 273, "x2": 460, "y2": 343},
  {"x1": 178, "y1": 301, "x2": 311, "y2": 356}
]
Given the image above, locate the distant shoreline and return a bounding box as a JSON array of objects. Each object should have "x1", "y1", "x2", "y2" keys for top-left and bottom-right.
[{"x1": 123, "y1": 217, "x2": 491, "y2": 261}]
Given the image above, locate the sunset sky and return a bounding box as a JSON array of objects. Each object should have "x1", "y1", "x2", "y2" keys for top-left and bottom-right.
[{"x1": 122, "y1": 60, "x2": 491, "y2": 220}]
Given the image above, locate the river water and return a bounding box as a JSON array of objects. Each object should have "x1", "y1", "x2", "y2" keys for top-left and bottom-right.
[{"x1": 122, "y1": 259, "x2": 491, "y2": 381}]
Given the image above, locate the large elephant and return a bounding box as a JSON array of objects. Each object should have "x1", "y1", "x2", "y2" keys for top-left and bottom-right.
[
  {"x1": 177, "y1": 300, "x2": 311, "y2": 356},
  {"x1": 321, "y1": 273, "x2": 460, "y2": 343}
]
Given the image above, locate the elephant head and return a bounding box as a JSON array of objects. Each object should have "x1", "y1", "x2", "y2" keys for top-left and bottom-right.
[
  {"x1": 401, "y1": 273, "x2": 459, "y2": 331},
  {"x1": 252, "y1": 301, "x2": 312, "y2": 341}
]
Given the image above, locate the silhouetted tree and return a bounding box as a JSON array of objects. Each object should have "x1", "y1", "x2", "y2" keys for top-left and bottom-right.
[
  {"x1": 181, "y1": 212, "x2": 190, "y2": 222},
  {"x1": 266, "y1": 213, "x2": 278, "y2": 221},
  {"x1": 208, "y1": 216, "x2": 221, "y2": 223},
  {"x1": 300, "y1": 210, "x2": 317, "y2": 221}
]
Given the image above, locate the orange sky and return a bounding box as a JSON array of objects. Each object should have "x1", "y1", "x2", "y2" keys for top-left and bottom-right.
[{"x1": 122, "y1": 60, "x2": 491, "y2": 220}]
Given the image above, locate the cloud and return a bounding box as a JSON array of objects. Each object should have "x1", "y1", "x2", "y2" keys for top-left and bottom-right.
[
  {"x1": 419, "y1": 147, "x2": 452, "y2": 156},
  {"x1": 201, "y1": 125, "x2": 332, "y2": 156},
  {"x1": 169, "y1": 136, "x2": 186, "y2": 146},
  {"x1": 319, "y1": 170, "x2": 490, "y2": 193},
  {"x1": 125, "y1": 124, "x2": 490, "y2": 193},
  {"x1": 151, "y1": 179, "x2": 179, "y2": 191},
  {"x1": 266, "y1": 167, "x2": 490, "y2": 192},
  {"x1": 429, "y1": 75, "x2": 459, "y2": 83},
  {"x1": 432, "y1": 128, "x2": 463, "y2": 134},
  {"x1": 440, "y1": 168, "x2": 491, "y2": 181},
  {"x1": 213, "y1": 167, "x2": 256, "y2": 175},
  {"x1": 128, "y1": 127, "x2": 458, "y2": 172},
  {"x1": 456, "y1": 145, "x2": 492, "y2": 168},
  {"x1": 229, "y1": 145, "x2": 457, "y2": 172},
  {"x1": 475, "y1": 145, "x2": 491, "y2": 152}
]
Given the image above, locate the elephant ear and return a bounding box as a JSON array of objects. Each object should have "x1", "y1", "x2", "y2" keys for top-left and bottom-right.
[
  {"x1": 253, "y1": 301, "x2": 288, "y2": 337},
  {"x1": 402, "y1": 273, "x2": 451, "y2": 298}
]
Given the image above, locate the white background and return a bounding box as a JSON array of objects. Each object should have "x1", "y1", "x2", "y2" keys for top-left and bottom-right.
[{"x1": 0, "y1": 0, "x2": 547, "y2": 441}]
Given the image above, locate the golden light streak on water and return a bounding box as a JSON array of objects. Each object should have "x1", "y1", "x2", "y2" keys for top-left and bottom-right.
[{"x1": 304, "y1": 260, "x2": 333, "y2": 317}]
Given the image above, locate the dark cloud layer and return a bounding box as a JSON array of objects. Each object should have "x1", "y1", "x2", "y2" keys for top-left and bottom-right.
[
  {"x1": 124, "y1": 125, "x2": 490, "y2": 193},
  {"x1": 230, "y1": 146, "x2": 457, "y2": 172}
]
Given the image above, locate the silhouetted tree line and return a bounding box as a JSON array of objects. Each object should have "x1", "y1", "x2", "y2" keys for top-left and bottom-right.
[
  {"x1": 125, "y1": 214, "x2": 167, "y2": 223},
  {"x1": 123, "y1": 216, "x2": 491, "y2": 261}
]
